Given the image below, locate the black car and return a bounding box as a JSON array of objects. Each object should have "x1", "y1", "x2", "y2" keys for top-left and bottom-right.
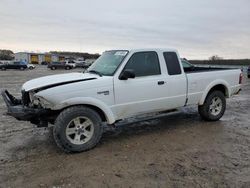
[
  {"x1": 48, "y1": 62, "x2": 74, "y2": 70},
  {"x1": 0, "y1": 61, "x2": 28, "y2": 70},
  {"x1": 41, "y1": 61, "x2": 49, "y2": 65}
]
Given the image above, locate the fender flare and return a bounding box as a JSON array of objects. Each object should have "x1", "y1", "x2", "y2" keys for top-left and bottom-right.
[
  {"x1": 198, "y1": 79, "x2": 230, "y2": 105},
  {"x1": 53, "y1": 97, "x2": 116, "y2": 124}
]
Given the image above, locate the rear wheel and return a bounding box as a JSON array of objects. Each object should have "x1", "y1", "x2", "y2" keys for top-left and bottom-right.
[
  {"x1": 53, "y1": 106, "x2": 103, "y2": 153},
  {"x1": 20, "y1": 67, "x2": 25, "y2": 70},
  {"x1": 198, "y1": 90, "x2": 226, "y2": 121},
  {"x1": 65, "y1": 66, "x2": 70, "y2": 70},
  {"x1": 51, "y1": 66, "x2": 56, "y2": 70},
  {"x1": 29, "y1": 66, "x2": 34, "y2": 70},
  {"x1": 1, "y1": 67, "x2": 6, "y2": 71}
]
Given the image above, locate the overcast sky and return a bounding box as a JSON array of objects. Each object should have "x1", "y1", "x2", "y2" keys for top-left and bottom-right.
[{"x1": 0, "y1": 0, "x2": 249, "y2": 59}]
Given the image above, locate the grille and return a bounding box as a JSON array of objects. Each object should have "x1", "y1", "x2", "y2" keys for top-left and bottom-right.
[{"x1": 21, "y1": 90, "x2": 30, "y2": 106}]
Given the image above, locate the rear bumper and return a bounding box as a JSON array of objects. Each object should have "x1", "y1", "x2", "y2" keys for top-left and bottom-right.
[
  {"x1": 1, "y1": 89, "x2": 47, "y2": 121},
  {"x1": 230, "y1": 85, "x2": 241, "y2": 96}
]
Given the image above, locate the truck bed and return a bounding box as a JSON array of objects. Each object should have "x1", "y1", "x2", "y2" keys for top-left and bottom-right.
[{"x1": 184, "y1": 66, "x2": 234, "y2": 73}]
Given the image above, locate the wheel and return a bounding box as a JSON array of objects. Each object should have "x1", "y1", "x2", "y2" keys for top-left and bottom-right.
[
  {"x1": 1, "y1": 67, "x2": 6, "y2": 71},
  {"x1": 51, "y1": 66, "x2": 56, "y2": 70},
  {"x1": 65, "y1": 66, "x2": 70, "y2": 70},
  {"x1": 20, "y1": 67, "x2": 25, "y2": 70},
  {"x1": 198, "y1": 90, "x2": 226, "y2": 121},
  {"x1": 53, "y1": 106, "x2": 103, "y2": 153},
  {"x1": 29, "y1": 66, "x2": 34, "y2": 70}
]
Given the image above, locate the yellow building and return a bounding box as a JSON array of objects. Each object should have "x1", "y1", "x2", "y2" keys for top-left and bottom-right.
[{"x1": 14, "y1": 52, "x2": 63, "y2": 64}]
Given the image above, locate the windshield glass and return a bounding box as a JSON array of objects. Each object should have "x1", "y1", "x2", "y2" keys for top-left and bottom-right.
[{"x1": 88, "y1": 50, "x2": 128, "y2": 76}]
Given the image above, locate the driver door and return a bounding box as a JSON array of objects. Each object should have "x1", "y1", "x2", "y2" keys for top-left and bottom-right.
[{"x1": 113, "y1": 51, "x2": 168, "y2": 119}]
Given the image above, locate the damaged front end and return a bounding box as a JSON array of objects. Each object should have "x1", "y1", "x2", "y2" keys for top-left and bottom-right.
[{"x1": 1, "y1": 90, "x2": 50, "y2": 127}]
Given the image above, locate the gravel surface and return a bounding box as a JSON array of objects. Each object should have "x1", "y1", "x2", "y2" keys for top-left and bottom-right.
[{"x1": 0, "y1": 66, "x2": 250, "y2": 187}]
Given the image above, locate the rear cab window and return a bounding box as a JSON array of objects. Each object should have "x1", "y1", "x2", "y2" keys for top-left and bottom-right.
[{"x1": 163, "y1": 52, "x2": 182, "y2": 75}]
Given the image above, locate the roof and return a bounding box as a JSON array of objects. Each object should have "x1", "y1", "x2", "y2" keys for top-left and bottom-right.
[{"x1": 105, "y1": 48, "x2": 178, "y2": 53}]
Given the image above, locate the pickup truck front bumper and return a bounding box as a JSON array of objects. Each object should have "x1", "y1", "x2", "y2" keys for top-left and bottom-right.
[{"x1": 1, "y1": 90, "x2": 48, "y2": 124}]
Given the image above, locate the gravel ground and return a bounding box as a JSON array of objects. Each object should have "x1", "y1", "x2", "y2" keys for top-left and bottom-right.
[{"x1": 0, "y1": 66, "x2": 250, "y2": 188}]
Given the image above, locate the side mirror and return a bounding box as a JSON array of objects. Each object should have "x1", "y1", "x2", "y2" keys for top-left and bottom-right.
[{"x1": 119, "y1": 69, "x2": 135, "y2": 80}]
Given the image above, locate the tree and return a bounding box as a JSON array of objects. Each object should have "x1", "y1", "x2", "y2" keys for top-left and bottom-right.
[
  {"x1": 209, "y1": 55, "x2": 223, "y2": 61},
  {"x1": 0, "y1": 49, "x2": 14, "y2": 60}
]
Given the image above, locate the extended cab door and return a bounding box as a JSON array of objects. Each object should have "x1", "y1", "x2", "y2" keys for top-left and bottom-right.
[{"x1": 161, "y1": 51, "x2": 187, "y2": 108}]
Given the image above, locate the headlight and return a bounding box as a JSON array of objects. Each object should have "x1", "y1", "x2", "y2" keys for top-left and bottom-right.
[{"x1": 34, "y1": 95, "x2": 53, "y2": 108}]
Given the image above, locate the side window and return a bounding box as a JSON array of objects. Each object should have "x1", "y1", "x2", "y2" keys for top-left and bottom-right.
[
  {"x1": 163, "y1": 52, "x2": 182, "y2": 75},
  {"x1": 124, "y1": 51, "x2": 161, "y2": 77}
]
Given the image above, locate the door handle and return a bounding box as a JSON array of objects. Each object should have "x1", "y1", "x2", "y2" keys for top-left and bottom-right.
[{"x1": 158, "y1": 81, "x2": 165, "y2": 85}]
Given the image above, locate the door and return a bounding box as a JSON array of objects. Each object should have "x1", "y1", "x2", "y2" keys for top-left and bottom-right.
[
  {"x1": 30, "y1": 55, "x2": 38, "y2": 64},
  {"x1": 11, "y1": 62, "x2": 19, "y2": 69},
  {"x1": 161, "y1": 52, "x2": 187, "y2": 108},
  {"x1": 45, "y1": 55, "x2": 51, "y2": 63},
  {"x1": 113, "y1": 51, "x2": 170, "y2": 119}
]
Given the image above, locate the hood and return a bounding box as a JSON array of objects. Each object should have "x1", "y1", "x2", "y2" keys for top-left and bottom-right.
[{"x1": 22, "y1": 72, "x2": 98, "y2": 91}]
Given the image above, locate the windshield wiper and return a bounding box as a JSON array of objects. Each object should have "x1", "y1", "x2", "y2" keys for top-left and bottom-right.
[{"x1": 88, "y1": 70, "x2": 103, "y2": 77}]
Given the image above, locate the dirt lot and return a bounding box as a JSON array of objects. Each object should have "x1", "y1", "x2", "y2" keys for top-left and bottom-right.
[{"x1": 0, "y1": 66, "x2": 250, "y2": 187}]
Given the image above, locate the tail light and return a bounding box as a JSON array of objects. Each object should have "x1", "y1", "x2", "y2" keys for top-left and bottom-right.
[{"x1": 239, "y1": 72, "x2": 243, "y2": 84}]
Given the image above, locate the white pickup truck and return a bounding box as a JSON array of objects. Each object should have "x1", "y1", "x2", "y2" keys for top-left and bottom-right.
[{"x1": 2, "y1": 49, "x2": 242, "y2": 153}]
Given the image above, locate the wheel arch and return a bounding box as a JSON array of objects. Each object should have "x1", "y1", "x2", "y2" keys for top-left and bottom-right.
[
  {"x1": 53, "y1": 97, "x2": 116, "y2": 124},
  {"x1": 199, "y1": 80, "x2": 230, "y2": 105}
]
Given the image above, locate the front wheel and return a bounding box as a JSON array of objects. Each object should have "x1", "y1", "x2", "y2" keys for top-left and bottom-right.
[
  {"x1": 53, "y1": 106, "x2": 103, "y2": 153},
  {"x1": 198, "y1": 90, "x2": 226, "y2": 121}
]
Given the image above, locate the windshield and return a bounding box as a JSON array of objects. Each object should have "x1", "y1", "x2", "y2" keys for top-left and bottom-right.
[{"x1": 87, "y1": 50, "x2": 128, "y2": 76}]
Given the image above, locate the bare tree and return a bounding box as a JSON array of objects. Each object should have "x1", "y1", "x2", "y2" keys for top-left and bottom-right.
[
  {"x1": 0, "y1": 49, "x2": 14, "y2": 60},
  {"x1": 209, "y1": 55, "x2": 223, "y2": 61}
]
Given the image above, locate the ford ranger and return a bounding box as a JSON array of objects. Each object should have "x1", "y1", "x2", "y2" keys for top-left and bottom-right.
[{"x1": 1, "y1": 49, "x2": 242, "y2": 153}]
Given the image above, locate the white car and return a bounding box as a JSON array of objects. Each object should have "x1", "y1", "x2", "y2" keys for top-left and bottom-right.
[
  {"x1": 27, "y1": 64, "x2": 36, "y2": 70},
  {"x1": 2, "y1": 48, "x2": 242, "y2": 153},
  {"x1": 65, "y1": 60, "x2": 76, "y2": 68}
]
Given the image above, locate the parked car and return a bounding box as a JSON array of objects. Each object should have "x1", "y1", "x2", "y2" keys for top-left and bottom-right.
[
  {"x1": 75, "y1": 61, "x2": 89, "y2": 68},
  {"x1": 247, "y1": 66, "x2": 250, "y2": 78},
  {"x1": 47, "y1": 62, "x2": 74, "y2": 70},
  {"x1": 1, "y1": 48, "x2": 242, "y2": 153},
  {"x1": 0, "y1": 61, "x2": 28, "y2": 70},
  {"x1": 27, "y1": 64, "x2": 36, "y2": 70},
  {"x1": 66, "y1": 60, "x2": 76, "y2": 68},
  {"x1": 41, "y1": 61, "x2": 49, "y2": 65},
  {"x1": 181, "y1": 58, "x2": 195, "y2": 70}
]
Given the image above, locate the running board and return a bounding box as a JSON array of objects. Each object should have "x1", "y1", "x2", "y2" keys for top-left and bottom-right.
[{"x1": 113, "y1": 109, "x2": 179, "y2": 127}]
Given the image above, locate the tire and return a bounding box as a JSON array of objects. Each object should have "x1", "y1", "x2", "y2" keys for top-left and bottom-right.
[
  {"x1": 53, "y1": 106, "x2": 103, "y2": 153},
  {"x1": 51, "y1": 66, "x2": 56, "y2": 70},
  {"x1": 1, "y1": 67, "x2": 6, "y2": 71},
  {"x1": 29, "y1": 66, "x2": 34, "y2": 70},
  {"x1": 198, "y1": 90, "x2": 226, "y2": 121},
  {"x1": 65, "y1": 66, "x2": 70, "y2": 70},
  {"x1": 20, "y1": 67, "x2": 25, "y2": 70}
]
